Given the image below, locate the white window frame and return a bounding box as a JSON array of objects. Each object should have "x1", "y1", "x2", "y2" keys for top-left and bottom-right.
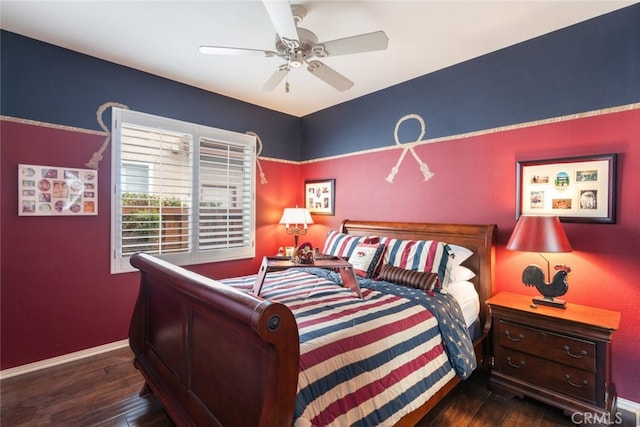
[{"x1": 111, "y1": 108, "x2": 256, "y2": 274}]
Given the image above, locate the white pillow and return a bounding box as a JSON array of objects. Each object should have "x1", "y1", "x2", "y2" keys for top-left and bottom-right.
[
  {"x1": 451, "y1": 265, "x2": 476, "y2": 282},
  {"x1": 448, "y1": 244, "x2": 473, "y2": 266},
  {"x1": 447, "y1": 280, "x2": 480, "y2": 327}
]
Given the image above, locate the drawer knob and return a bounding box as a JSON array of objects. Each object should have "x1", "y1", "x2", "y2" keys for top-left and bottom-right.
[
  {"x1": 505, "y1": 330, "x2": 525, "y2": 342},
  {"x1": 563, "y1": 345, "x2": 588, "y2": 359},
  {"x1": 565, "y1": 374, "x2": 588, "y2": 388},
  {"x1": 507, "y1": 356, "x2": 525, "y2": 369}
]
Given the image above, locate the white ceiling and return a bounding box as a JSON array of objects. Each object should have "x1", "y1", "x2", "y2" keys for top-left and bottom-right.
[{"x1": 1, "y1": 1, "x2": 636, "y2": 117}]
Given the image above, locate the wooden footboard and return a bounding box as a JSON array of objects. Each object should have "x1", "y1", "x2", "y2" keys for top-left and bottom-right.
[{"x1": 128, "y1": 253, "x2": 299, "y2": 427}]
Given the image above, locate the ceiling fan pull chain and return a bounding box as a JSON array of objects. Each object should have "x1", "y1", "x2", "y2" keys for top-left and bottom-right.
[{"x1": 285, "y1": 70, "x2": 291, "y2": 93}]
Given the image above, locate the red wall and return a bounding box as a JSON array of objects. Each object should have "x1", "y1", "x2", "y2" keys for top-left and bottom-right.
[
  {"x1": 0, "y1": 119, "x2": 299, "y2": 368},
  {"x1": 2, "y1": 108, "x2": 639, "y2": 402},
  {"x1": 299, "y1": 108, "x2": 640, "y2": 402}
]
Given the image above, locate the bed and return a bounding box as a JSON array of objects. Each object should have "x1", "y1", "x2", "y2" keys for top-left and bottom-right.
[{"x1": 128, "y1": 220, "x2": 497, "y2": 426}]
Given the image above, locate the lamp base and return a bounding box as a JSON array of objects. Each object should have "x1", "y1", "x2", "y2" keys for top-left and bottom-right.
[{"x1": 533, "y1": 296, "x2": 566, "y2": 309}]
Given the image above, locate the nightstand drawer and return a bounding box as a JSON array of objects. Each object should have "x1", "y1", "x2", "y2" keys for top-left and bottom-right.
[
  {"x1": 494, "y1": 348, "x2": 596, "y2": 403},
  {"x1": 497, "y1": 320, "x2": 595, "y2": 372}
]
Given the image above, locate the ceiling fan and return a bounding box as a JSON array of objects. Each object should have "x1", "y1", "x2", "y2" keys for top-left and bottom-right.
[{"x1": 199, "y1": 1, "x2": 389, "y2": 92}]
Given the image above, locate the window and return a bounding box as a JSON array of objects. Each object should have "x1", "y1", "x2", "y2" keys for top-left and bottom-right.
[{"x1": 111, "y1": 108, "x2": 255, "y2": 273}]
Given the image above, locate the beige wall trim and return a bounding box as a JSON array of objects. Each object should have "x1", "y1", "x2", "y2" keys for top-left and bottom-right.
[
  {"x1": 4, "y1": 103, "x2": 639, "y2": 166},
  {"x1": 301, "y1": 103, "x2": 640, "y2": 164},
  {"x1": 1, "y1": 115, "x2": 107, "y2": 136}
]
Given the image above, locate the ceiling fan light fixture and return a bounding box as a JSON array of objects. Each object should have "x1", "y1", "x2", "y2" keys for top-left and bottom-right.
[
  {"x1": 311, "y1": 45, "x2": 327, "y2": 58},
  {"x1": 289, "y1": 51, "x2": 305, "y2": 67},
  {"x1": 306, "y1": 60, "x2": 321, "y2": 72}
]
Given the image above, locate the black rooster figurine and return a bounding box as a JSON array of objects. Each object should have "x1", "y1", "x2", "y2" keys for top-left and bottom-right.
[{"x1": 522, "y1": 264, "x2": 571, "y2": 308}]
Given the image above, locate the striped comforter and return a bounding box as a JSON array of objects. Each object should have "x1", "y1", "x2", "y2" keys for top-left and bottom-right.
[{"x1": 222, "y1": 268, "x2": 475, "y2": 426}]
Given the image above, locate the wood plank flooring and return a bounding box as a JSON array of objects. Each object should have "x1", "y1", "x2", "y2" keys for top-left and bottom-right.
[{"x1": 1, "y1": 346, "x2": 635, "y2": 426}]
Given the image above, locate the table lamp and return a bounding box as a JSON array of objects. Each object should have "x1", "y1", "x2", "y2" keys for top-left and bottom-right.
[
  {"x1": 506, "y1": 215, "x2": 573, "y2": 308},
  {"x1": 279, "y1": 207, "x2": 313, "y2": 247}
]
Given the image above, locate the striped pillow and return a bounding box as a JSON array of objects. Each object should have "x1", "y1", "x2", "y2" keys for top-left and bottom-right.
[
  {"x1": 378, "y1": 264, "x2": 440, "y2": 293},
  {"x1": 380, "y1": 238, "x2": 454, "y2": 290},
  {"x1": 322, "y1": 231, "x2": 378, "y2": 259}
]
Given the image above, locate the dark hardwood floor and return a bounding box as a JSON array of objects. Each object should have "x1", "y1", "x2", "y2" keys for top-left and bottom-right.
[{"x1": 1, "y1": 347, "x2": 635, "y2": 426}]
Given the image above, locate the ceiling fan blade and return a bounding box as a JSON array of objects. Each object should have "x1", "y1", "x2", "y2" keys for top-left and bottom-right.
[
  {"x1": 261, "y1": 65, "x2": 290, "y2": 91},
  {"x1": 199, "y1": 45, "x2": 276, "y2": 57},
  {"x1": 319, "y1": 31, "x2": 389, "y2": 57},
  {"x1": 306, "y1": 60, "x2": 353, "y2": 91},
  {"x1": 262, "y1": 0, "x2": 299, "y2": 43}
]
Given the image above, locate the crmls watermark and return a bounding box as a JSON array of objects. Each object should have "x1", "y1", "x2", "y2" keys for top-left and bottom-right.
[{"x1": 570, "y1": 412, "x2": 624, "y2": 425}]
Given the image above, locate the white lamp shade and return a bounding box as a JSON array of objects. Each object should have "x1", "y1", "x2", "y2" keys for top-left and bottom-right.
[{"x1": 279, "y1": 208, "x2": 314, "y2": 228}]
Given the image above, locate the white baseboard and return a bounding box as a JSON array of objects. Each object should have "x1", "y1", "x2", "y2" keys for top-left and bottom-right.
[
  {"x1": 618, "y1": 398, "x2": 640, "y2": 426},
  {"x1": 0, "y1": 339, "x2": 129, "y2": 380}
]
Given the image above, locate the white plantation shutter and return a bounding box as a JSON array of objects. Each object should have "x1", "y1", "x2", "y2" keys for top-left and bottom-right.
[
  {"x1": 118, "y1": 123, "x2": 193, "y2": 259},
  {"x1": 198, "y1": 138, "x2": 253, "y2": 252},
  {"x1": 111, "y1": 108, "x2": 255, "y2": 273}
]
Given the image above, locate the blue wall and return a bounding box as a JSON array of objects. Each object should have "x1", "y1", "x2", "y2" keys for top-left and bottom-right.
[
  {"x1": 2, "y1": 5, "x2": 638, "y2": 161},
  {"x1": 301, "y1": 4, "x2": 640, "y2": 160},
  {"x1": 0, "y1": 30, "x2": 302, "y2": 161}
]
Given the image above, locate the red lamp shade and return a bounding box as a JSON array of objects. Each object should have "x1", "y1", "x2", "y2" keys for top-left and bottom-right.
[
  {"x1": 507, "y1": 215, "x2": 572, "y2": 309},
  {"x1": 506, "y1": 215, "x2": 572, "y2": 253}
]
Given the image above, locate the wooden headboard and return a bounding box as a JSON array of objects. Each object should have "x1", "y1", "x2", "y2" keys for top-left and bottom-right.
[{"x1": 340, "y1": 220, "x2": 498, "y2": 333}]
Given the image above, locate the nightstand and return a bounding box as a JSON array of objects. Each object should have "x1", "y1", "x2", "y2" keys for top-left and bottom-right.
[{"x1": 486, "y1": 292, "x2": 620, "y2": 422}]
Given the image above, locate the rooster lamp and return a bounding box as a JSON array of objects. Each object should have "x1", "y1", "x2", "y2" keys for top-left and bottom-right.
[{"x1": 506, "y1": 215, "x2": 573, "y2": 308}]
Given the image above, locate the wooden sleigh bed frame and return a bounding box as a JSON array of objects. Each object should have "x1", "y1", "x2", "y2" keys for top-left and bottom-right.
[{"x1": 128, "y1": 220, "x2": 497, "y2": 426}]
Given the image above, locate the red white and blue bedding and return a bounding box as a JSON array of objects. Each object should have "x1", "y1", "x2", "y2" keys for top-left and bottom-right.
[{"x1": 222, "y1": 267, "x2": 476, "y2": 426}]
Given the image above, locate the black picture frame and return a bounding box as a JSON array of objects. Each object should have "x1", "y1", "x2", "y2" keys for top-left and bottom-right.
[
  {"x1": 516, "y1": 153, "x2": 617, "y2": 223},
  {"x1": 304, "y1": 179, "x2": 335, "y2": 216}
]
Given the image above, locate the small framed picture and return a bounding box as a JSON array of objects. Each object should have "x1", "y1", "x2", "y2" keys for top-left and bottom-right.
[
  {"x1": 516, "y1": 154, "x2": 617, "y2": 223},
  {"x1": 304, "y1": 179, "x2": 335, "y2": 216}
]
